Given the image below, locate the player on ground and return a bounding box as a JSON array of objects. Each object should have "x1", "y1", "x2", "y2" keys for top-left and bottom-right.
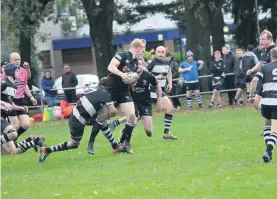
[
  {"x1": 208, "y1": 51, "x2": 225, "y2": 109},
  {"x1": 106, "y1": 38, "x2": 144, "y2": 153},
  {"x1": 179, "y1": 51, "x2": 205, "y2": 110},
  {"x1": 146, "y1": 46, "x2": 177, "y2": 139},
  {"x1": 1, "y1": 64, "x2": 45, "y2": 155},
  {"x1": 2, "y1": 52, "x2": 37, "y2": 140},
  {"x1": 248, "y1": 30, "x2": 276, "y2": 145},
  {"x1": 250, "y1": 47, "x2": 277, "y2": 163},
  {"x1": 109, "y1": 58, "x2": 164, "y2": 140}
]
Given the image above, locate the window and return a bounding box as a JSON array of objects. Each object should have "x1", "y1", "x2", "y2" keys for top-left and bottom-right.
[
  {"x1": 41, "y1": 51, "x2": 51, "y2": 68},
  {"x1": 62, "y1": 48, "x2": 93, "y2": 66}
]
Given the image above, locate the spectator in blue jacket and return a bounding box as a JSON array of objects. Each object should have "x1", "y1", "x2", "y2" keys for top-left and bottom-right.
[
  {"x1": 179, "y1": 51, "x2": 204, "y2": 110},
  {"x1": 41, "y1": 70, "x2": 57, "y2": 106}
]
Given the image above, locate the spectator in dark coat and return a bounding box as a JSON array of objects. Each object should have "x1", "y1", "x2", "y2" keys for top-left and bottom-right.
[
  {"x1": 62, "y1": 64, "x2": 78, "y2": 103},
  {"x1": 41, "y1": 70, "x2": 57, "y2": 106},
  {"x1": 166, "y1": 53, "x2": 181, "y2": 110}
]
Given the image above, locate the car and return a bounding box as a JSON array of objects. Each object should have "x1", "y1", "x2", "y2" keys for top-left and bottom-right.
[{"x1": 54, "y1": 74, "x2": 99, "y2": 101}]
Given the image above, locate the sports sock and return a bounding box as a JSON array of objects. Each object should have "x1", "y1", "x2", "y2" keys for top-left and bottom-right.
[
  {"x1": 263, "y1": 125, "x2": 271, "y2": 146},
  {"x1": 266, "y1": 132, "x2": 277, "y2": 153},
  {"x1": 164, "y1": 114, "x2": 173, "y2": 134}
]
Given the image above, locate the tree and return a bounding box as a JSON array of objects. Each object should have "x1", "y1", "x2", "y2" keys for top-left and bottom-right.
[
  {"x1": 2, "y1": 0, "x2": 55, "y2": 87},
  {"x1": 225, "y1": 0, "x2": 277, "y2": 48}
]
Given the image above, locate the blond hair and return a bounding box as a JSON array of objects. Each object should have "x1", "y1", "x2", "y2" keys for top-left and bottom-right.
[
  {"x1": 260, "y1": 29, "x2": 273, "y2": 40},
  {"x1": 270, "y1": 47, "x2": 277, "y2": 59},
  {"x1": 130, "y1": 38, "x2": 144, "y2": 49}
]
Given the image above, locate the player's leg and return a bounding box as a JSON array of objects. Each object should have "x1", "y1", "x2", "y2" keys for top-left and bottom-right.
[
  {"x1": 39, "y1": 115, "x2": 85, "y2": 162},
  {"x1": 101, "y1": 124, "x2": 124, "y2": 153},
  {"x1": 262, "y1": 106, "x2": 277, "y2": 163},
  {"x1": 119, "y1": 100, "x2": 136, "y2": 154},
  {"x1": 208, "y1": 89, "x2": 217, "y2": 109},
  {"x1": 186, "y1": 88, "x2": 193, "y2": 109},
  {"x1": 194, "y1": 89, "x2": 203, "y2": 109},
  {"x1": 217, "y1": 89, "x2": 222, "y2": 108},
  {"x1": 141, "y1": 116, "x2": 153, "y2": 137},
  {"x1": 1, "y1": 118, "x2": 18, "y2": 145},
  {"x1": 17, "y1": 113, "x2": 31, "y2": 139},
  {"x1": 161, "y1": 95, "x2": 177, "y2": 140}
]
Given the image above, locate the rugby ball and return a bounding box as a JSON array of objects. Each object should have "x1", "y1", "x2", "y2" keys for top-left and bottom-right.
[{"x1": 122, "y1": 72, "x2": 138, "y2": 85}]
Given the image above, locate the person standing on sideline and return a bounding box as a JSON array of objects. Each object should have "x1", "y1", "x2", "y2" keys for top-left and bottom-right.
[
  {"x1": 179, "y1": 51, "x2": 204, "y2": 110},
  {"x1": 41, "y1": 70, "x2": 57, "y2": 106},
  {"x1": 222, "y1": 46, "x2": 236, "y2": 106},
  {"x1": 62, "y1": 64, "x2": 78, "y2": 103},
  {"x1": 208, "y1": 50, "x2": 225, "y2": 109}
]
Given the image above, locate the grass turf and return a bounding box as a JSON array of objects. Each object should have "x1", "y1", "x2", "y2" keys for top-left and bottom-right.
[{"x1": 1, "y1": 107, "x2": 277, "y2": 199}]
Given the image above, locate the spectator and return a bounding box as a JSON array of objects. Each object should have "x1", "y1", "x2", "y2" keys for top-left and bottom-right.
[
  {"x1": 166, "y1": 52, "x2": 181, "y2": 110},
  {"x1": 208, "y1": 51, "x2": 225, "y2": 109},
  {"x1": 41, "y1": 70, "x2": 57, "y2": 106},
  {"x1": 222, "y1": 46, "x2": 236, "y2": 106},
  {"x1": 234, "y1": 48, "x2": 245, "y2": 105},
  {"x1": 242, "y1": 44, "x2": 259, "y2": 99},
  {"x1": 62, "y1": 64, "x2": 78, "y2": 103}
]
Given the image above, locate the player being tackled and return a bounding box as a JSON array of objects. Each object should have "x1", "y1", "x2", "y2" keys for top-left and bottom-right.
[{"x1": 39, "y1": 78, "x2": 123, "y2": 162}]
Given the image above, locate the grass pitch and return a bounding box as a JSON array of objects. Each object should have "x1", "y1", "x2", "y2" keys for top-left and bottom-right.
[{"x1": 1, "y1": 107, "x2": 277, "y2": 199}]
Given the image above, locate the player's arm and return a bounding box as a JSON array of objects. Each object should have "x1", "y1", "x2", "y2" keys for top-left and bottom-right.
[
  {"x1": 248, "y1": 62, "x2": 262, "y2": 75},
  {"x1": 24, "y1": 84, "x2": 36, "y2": 104},
  {"x1": 197, "y1": 60, "x2": 204, "y2": 70},
  {"x1": 107, "y1": 52, "x2": 125, "y2": 78},
  {"x1": 167, "y1": 67, "x2": 172, "y2": 87},
  {"x1": 101, "y1": 90, "x2": 118, "y2": 117},
  {"x1": 250, "y1": 70, "x2": 264, "y2": 97}
]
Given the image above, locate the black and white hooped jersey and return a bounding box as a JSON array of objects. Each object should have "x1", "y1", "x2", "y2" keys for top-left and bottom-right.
[
  {"x1": 1, "y1": 79, "x2": 16, "y2": 104},
  {"x1": 260, "y1": 44, "x2": 276, "y2": 65},
  {"x1": 107, "y1": 51, "x2": 138, "y2": 92},
  {"x1": 147, "y1": 58, "x2": 170, "y2": 87},
  {"x1": 256, "y1": 60, "x2": 277, "y2": 105},
  {"x1": 72, "y1": 87, "x2": 114, "y2": 124}
]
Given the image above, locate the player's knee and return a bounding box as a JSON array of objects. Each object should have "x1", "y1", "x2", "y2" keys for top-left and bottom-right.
[
  {"x1": 9, "y1": 130, "x2": 18, "y2": 141},
  {"x1": 126, "y1": 112, "x2": 136, "y2": 124},
  {"x1": 21, "y1": 122, "x2": 30, "y2": 130}
]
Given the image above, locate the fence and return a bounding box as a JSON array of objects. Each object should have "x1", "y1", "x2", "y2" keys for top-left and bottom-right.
[{"x1": 27, "y1": 73, "x2": 236, "y2": 113}]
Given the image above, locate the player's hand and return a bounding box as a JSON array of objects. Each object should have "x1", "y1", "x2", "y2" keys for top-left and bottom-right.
[
  {"x1": 247, "y1": 69, "x2": 252, "y2": 76},
  {"x1": 197, "y1": 60, "x2": 204, "y2": 65},
  {"x1": 187, "y1": 67, "x2": 192, "y2": 71},
  {"x1": 23, "y1": 62, "x2": 30, "y2": 69},
  {"x1": 23, "y1": 106, "x2": 28, "y2": 113},
  {"x1": 167, "y1": 83, "x2": 172, "y2": 93},
  {"x1": 30, "y1": 96, "x2": 37, "y2": 105},
  {"x1": 156, "y1": 74, "x2": 163, "y2": 80},
  {"x1": 120, "y1": 73, "x2": 128, "y2": 82}
]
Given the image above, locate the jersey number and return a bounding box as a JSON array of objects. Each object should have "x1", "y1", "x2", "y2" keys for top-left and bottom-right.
[{"x1": 273, "y1": 68, "x2": 277, "y2": 80}]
